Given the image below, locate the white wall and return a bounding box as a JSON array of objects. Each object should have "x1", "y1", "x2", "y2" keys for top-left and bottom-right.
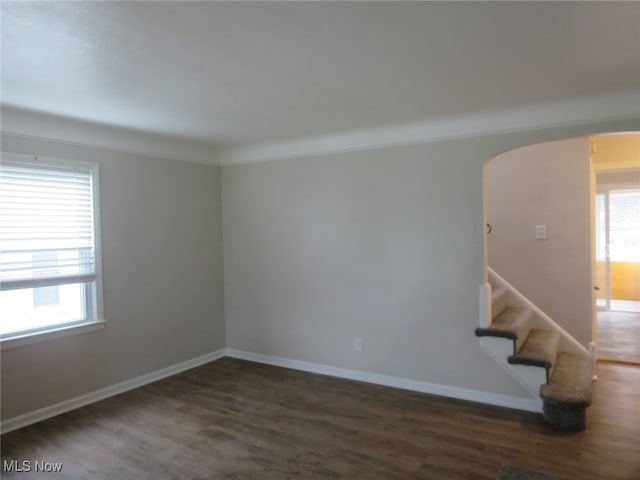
[
  {"x1": 1, "y1": 115, "x2": 635, "y2": 422},
  {"x1": 485, "y1": 138, "x2": 593, "y2": 346},
  {"x1": 1, "y1": 134, "x2": 225, "y2": 420},
  {"x1": 222, "y1": 142, "x2": 513, "y2": 390},
  {"x1": 222, "y1": 119, "x2": 635, "y2": 399}
]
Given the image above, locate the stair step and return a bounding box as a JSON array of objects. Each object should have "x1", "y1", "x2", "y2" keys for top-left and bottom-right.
[
  {"x1": 508, "y1": 329, "x2": 559, "y2": 380},
  {"x1": 474, "y1": 307, "x2": 532, "y2": 353},
  {"x1": 540, "y1": 352, "x2": 592, "y2": 406},
  {"x1": 539, "y1": 352, "x2": 593, "y2": 431},
  {"x1": 491, "y1": 285, "x2": 508, "y2": 320}
]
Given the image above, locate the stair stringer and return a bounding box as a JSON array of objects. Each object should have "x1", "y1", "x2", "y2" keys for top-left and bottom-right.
[
  {"x1": 487, "y1": 268, "x2": 592, "y2": 362},
  {"x1": 477, "y1": 268, "x2": 594, "y2": 413},
  {"x1": 479, "y1": 277, "x2": 544, "y2": 399},
  {"x1": 478, "y1": 336, "x2": 545, "y2": 406}
]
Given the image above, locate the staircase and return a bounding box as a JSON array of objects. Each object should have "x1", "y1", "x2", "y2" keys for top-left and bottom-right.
[{"x1": 476, "y1": 268, "x2": 594, "y2": 431}]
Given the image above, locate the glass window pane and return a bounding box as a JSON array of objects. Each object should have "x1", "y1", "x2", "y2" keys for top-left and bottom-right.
[
  {"x1": 0, "y1": 283, "x2": 86, "y2": 335},
  {"x1": 596, "y1": 193, "x2": 607, "y2": 262},
  {"x1": 609, "y1": 189, "x2": 640, "y2": 262}
]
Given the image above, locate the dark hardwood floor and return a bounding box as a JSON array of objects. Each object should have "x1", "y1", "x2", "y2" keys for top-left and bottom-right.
[{"x1": 1, "y1": 358, "x2": 639, "y2": 479}]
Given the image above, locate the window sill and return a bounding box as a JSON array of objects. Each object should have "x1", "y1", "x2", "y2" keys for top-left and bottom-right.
[{"x1": 0, "y1": 320, "x2": 106, "y2": 351}]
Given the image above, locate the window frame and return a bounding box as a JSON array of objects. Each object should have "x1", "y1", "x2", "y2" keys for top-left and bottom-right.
[{"x1": 0, "y1": 152, "x2": 105, "y2": 349}]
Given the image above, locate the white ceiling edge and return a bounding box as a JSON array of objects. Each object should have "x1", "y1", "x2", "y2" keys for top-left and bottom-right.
[
  {"x1": 1, "y1": 90, "x2": 638, "y2": 168},
  {"x1": 0, "y1": 105, "x2": 220, "y2": 165},
  {"x1": 219, "y1": 89, "x2": 640, "y2": 166}
]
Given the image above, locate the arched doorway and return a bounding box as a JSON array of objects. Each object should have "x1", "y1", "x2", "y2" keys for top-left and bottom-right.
[
  {"x1": 483, "y1": 133, "x2": 639, "y2": 364},
  {"x1": 592, "y1": 133, "x2": 640, "y2": 364}
]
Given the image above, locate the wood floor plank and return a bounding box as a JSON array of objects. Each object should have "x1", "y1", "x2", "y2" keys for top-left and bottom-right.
[
  {"x1": 1, "y1": 358, "x2": 639, "y2": 479},
  {"x1": 597, "y1": 309, "x2": 640, "y2": 364}
]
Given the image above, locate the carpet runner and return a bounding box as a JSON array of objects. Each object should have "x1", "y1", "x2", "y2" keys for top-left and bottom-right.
[{"x1": 476, "y1": 281, "x2": 593, "y2": 430}]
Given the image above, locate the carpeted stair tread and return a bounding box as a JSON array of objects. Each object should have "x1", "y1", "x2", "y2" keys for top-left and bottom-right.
[
  {"x1": 508, "y1": 329, "x2": 559, "y2": 375},
  {"x1": 540, "y1": 352, "x2": 592, "y2": 406},
  {"x1": 491, "y1": 285, "x2": 509, "y2": 320},
  {"x1": 474, "y1": 307, "x2": 533, "y2": 353},
  {"x1": 476, "y1": 276, "x2": 593, "y2": 430}
]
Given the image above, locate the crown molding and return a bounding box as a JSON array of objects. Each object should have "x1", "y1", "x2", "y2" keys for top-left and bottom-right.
[
  {"x1": 0, "y1": 105, "x2": 220, "y2": 165},
  {"x1": 3, "y1": 90, "x2": 638, "y2": 168},
  {"x1": 219, "y1": 90, "x2": 640, "y2": 166}
]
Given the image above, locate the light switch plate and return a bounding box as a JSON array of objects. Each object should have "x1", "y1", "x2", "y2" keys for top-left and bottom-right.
[{"x1": 535, "y1": 225, "x2": 547, "y2": 240}]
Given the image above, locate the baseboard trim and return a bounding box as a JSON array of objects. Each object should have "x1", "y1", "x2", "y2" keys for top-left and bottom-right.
[
  {"x1": 2, "y1": 347, "x2": 541, "y2": 433},
  {"x1": 0, "y1": 349, "x2": 226, "y2": 434},
  {"x1": 226, "y1": 349, "x2": 543, "y2": 413}
]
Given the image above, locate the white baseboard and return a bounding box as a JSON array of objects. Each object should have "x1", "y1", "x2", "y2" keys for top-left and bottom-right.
[
  {"x1": 226, "y1": 349, "x2": 543, "y2": 413},
  {"x1": 0, "y1": 349, "x2": 226, "y2": 434},
  {"x1": 2, "y1": 347, "x2": 542, "y2": 434}
]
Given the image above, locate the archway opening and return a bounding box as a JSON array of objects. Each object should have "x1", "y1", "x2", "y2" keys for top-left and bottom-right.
[{"x1": 482, "y1": 133, "x2": 639, "y2": 364}]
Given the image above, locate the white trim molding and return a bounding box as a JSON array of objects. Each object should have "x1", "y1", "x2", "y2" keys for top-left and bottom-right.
[
  {"x1": 220, "y1": 90, "x2": 640, "y2": 165},
  {"x1": 226, "y1": 349, "x2": 543, "y2": 414},
  {"x1": 1, "y1": 348, "x2": 543, "y2": 434},
  {"x1": 0, "y1": 320, "x2": 106, "y2": 351},
  {"x1": 4, "y1": 91, "x2": 638, "y2": 168},
  {"x1": 0, "y1": 349, "x2": 226, "y2": 434},
  {"x1": 0, "y1": 106, "x2": 220, "y2": 166},
  {"x1": 479, "y1": 281, "x2": 492, "y2": 328}
]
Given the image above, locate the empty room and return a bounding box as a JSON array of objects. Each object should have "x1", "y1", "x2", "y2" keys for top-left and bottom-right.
[{"x1": 1, "y1": 2, "x2": 639, "y2": 480}]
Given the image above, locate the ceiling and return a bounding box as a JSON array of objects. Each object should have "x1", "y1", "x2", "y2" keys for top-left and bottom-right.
[{"x1": 2, "y1": 1, "x2": 639, "y2": 150}]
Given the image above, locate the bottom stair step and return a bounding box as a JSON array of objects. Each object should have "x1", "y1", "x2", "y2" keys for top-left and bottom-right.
[
  {"x1": 540, "y1": 352, "x2": 592, "y2": 405},
  {"x1": 542, "y1": 401, "x2": 588, "y2": 432},
  {"x1": 540, "y1": 352, "x2": 593, "y2": 431}
]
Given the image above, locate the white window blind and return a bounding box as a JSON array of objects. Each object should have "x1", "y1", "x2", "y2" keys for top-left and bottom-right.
[{"x1": 0, "y1": 158, "x2": 97, "y2": 291}]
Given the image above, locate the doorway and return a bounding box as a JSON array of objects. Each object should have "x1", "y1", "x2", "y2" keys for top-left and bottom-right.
[{"x1": 595, "y1": 171, "x2": 640, "y2": 364}]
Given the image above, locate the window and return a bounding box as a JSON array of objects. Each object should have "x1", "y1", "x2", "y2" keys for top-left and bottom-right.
[
  {"x1": 596, "y1": 187, "x2": 640, "y2": 262},
  {"x1": 609, "y1": 189, "x2": 640, "y2": 262},
  {"x1": 0, "y1": 154, "x2": 103, "y2": 344}
]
